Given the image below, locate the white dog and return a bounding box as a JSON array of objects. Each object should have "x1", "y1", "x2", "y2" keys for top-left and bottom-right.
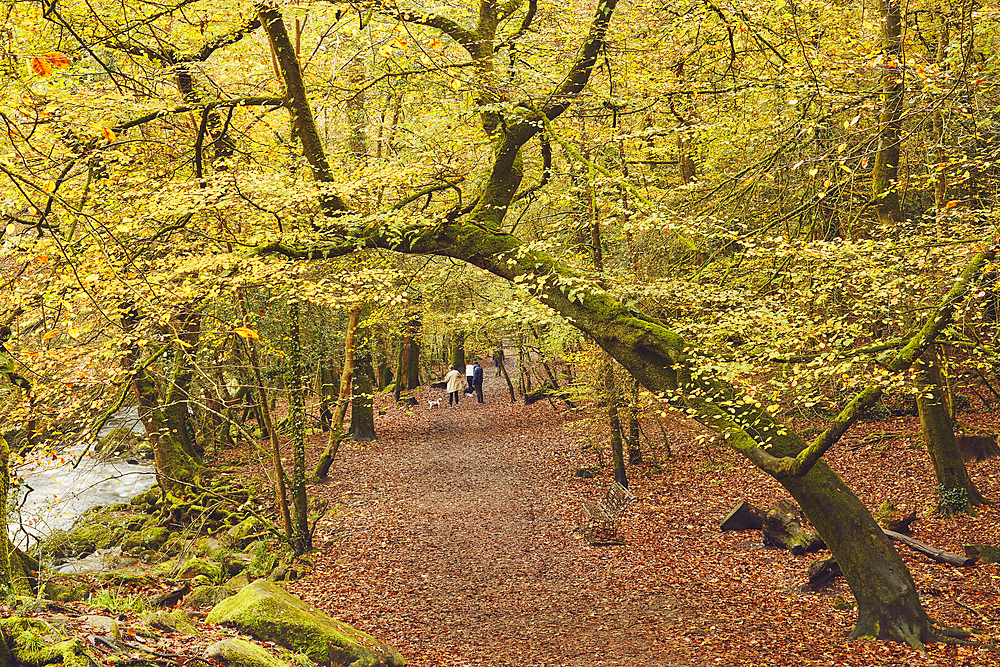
[{"x1": 428, "y1": 399, "x2": 441, "y2": 409}]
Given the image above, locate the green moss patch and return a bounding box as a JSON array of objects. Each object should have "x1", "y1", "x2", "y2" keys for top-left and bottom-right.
[
  {"x1": 204, "y1": 639, "x2": 292, "y2": 667},
  {"x1": 205, "y1": 580, "x2": 405, "y2": 667}
]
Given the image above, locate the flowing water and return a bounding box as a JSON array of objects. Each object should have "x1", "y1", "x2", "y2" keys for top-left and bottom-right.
[{"x1": 9, "y1": 406, "x2": 157, "y2": 549}]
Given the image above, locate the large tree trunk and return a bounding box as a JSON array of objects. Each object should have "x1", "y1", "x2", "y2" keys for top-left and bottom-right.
[
  {"x1": 350, "y1": 331, "x2": 377, "y2": 442},
  {"x1": 627, "y1": 379, "x2": 642, "y2": 464},
  {"x1": 915, "y1": 345, "x2": 987, "y2": 515},
  {"x1": 130, "y1": 355, "x2": 203, "y2": 494},
  {"x1": 603, "y1": 359, "x2": 628, "y2": 487},
  {"x1": 162, "y1": 310, "x2": 202, "y2": 459},
  {"x1": 121, "y1": 307, "x2": 203, "y2": 495}
]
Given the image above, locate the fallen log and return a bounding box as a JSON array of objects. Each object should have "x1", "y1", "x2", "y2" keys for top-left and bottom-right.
[{"x1": 883, "y1": 529, "x2": 977, "y2": 566}]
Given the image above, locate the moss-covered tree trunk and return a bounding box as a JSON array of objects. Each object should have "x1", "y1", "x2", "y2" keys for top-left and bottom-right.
[
  {"x1": 1, "y1": 435, "x2": 34, "y2": 595},
  {"x1": 121, "y1": 306, "x2": 203, "y2": 495},
  {"x1": 449, "y1": 332, "x2": 467, "y2": 371},
  {"x1": 915, "y1": 345, "x2": 987, "y2": 516},
  {"x1": 317, "y1": 360, "x2": 338, "y2": 432},
  {"x1": 130, "y1": 354, "x2": 203, "y2": 494},
  {"x1": 627, "y1": 379, "x2": 642, "y2": 464},
  {"x1": 162, "y1": 311, "x2": 202, "y2": 459}
]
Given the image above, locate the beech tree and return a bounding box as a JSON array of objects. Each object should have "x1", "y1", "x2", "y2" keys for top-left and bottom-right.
[
  {"x1": 5, "y1": 0, "x2": 1000, "y2": 649},
  {"x1": 247, "y1": 0, "x2": 952, "y2": 646}
]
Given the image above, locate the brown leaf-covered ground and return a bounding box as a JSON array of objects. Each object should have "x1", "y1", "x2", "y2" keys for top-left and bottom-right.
[{"x1": 272, "y1": 373, "x2": 1000, "y2": 667}]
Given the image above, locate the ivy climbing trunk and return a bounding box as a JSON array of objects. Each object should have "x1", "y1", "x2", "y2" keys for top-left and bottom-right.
[
  {"x1": 915, "y1": 345, "x2": 987, "y2": 515},
  {"x1": 1, "y1": 435, "x2": 34, "y2": 595},
  {"x1": 314, "y1": 302, "x2": 363, "y2": 479}
]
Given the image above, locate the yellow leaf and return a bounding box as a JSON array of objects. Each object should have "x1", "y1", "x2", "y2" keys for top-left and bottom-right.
[
  {"x1": 42, "y1": 329, "x2": 59, "y2": 340},
  {"x1": 233, "y1": 327, "x2": 260, "y2": 340},
  {"x1": 67, "y1": 323, "x2": 80, "y2": 338},
  {"x1": 40, "y1": 52, "x2": 72, "y2": 68},
  {"x1": 101, "y1": 125, "x2": 116, "y2": 142},
  {"x1": 30, "y1": 57, "x2": 53, "y2": 77},
  {"x1": 392, "y1": 36, "x2": 408, "y2": 49}
]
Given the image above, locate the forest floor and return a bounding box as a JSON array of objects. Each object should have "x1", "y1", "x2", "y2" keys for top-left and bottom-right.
[{"x1": 259, "y1": 369, "x2": 1000, "y2": 667}]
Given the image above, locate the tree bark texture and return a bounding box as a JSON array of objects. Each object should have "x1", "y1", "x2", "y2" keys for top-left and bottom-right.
[
  {"x1": 1, "y1": 435, "x2": 34, "y2": 594},
  {"x1": 603, "y1": 359, "x2": 628, "y2": 487}
]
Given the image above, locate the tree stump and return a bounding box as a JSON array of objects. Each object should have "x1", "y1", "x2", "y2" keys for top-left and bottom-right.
[
  {"x1": 804, "y1": 557, "x2": 842, "y2": 591},
  {"x1": 720, "y1": 501, "x2": 765, "y2": 532},
  {"x1": 963, "y1": 544, "x2": 1000, "y2": 564},
  {"x1": 763, "y1": 500, "x2": 826, "y2": 555},
  {"x1": 884, "y1": 510, "x2": 918, "y2": 535}
]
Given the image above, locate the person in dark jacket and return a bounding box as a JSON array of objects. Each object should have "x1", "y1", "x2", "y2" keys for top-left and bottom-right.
[{"x1": 472, "y1": 360, "x2": 484, "y2": 403}]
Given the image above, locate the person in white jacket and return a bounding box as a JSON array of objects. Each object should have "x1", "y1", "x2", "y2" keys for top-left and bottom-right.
[{"x1": 444, "y1": 365, "x2": 464, "y2": 407}]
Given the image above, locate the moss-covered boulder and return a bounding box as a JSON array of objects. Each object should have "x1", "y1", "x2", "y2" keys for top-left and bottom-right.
[
  {"x1": 175, "y1": 557, "x2": 223, "y2": 582},
  {"x1": 131, "y1": 488, "x2": 160, "y2": 510},
  {"x1": 206, "y1": 580, "x2": 405, "y2": 667},
  {"x1": 225, "y1": 517, "x2": 270, "y2": 549},
  {"x1": 39, "y1": 507, "x2": 139, "y2": 559},
  {"x1": 41, "y1": 577, "x2": 91, "y2": 602},
  {"x1": 224, "y1": 572, "x2": 250, "y2": 592},
  {"x1": 143, "y1": 610, "x2": 198, "y2": 635},
  {"x1": 1, "y1": 616, "x2": 94, "y2": 667},
  {"x1": 186, "y1": 585, "x2": 236, "y2": 607},
  {"x1": 121, "y1": 526, "x2": 171, "y2": 555},
  {"x1": 205, "y1": 639, "x2": 291, "y2": 667}
]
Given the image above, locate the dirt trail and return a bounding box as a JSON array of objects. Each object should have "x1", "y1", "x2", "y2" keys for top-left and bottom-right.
[
  {"x1": 285, "y1": 367, "x2": 1000, "y2": 667},
  {"x1": 290, "y1": 370, "x2": 659, "y2": 666}
]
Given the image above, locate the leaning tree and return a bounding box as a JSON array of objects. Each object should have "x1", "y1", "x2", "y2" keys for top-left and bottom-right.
[{"x1": 7, "y1": 0, "x2": 1000, "y2": 649}]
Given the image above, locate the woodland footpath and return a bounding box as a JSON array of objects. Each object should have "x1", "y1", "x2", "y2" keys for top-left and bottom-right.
[
  {"x1": 8, "y1": 372, "x2": 996, "y2": 667},
  {"x1": 276, "y1": 374, "x2": 1000, "y2": 667}
]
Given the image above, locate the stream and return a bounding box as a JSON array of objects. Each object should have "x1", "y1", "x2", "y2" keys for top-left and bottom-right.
[{"x1": 9, "y1": 406, "x2": 157, "y2": 549}]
